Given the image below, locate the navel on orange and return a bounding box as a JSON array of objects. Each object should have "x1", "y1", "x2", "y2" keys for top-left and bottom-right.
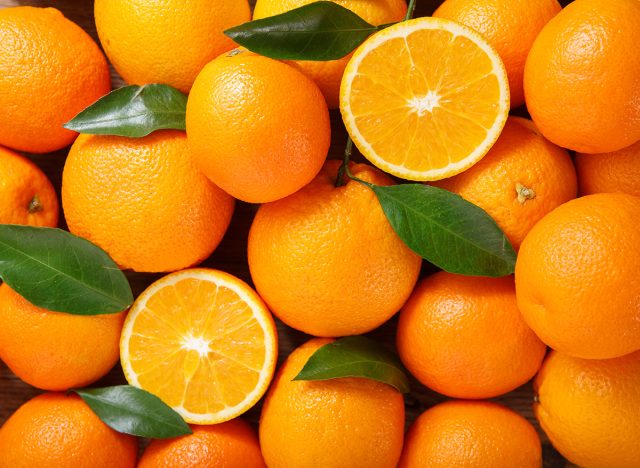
[
  {"x1": 340, "y1": 17, "x2": 510, "y2": 181},
  {"x1": 120, "y1": 268, "x2": 278, "y2": 424}
]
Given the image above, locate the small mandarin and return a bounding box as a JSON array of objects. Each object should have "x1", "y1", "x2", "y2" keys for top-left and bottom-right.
[{"x1": 575, "y1": 140, "x2": 640, "y2": 197}]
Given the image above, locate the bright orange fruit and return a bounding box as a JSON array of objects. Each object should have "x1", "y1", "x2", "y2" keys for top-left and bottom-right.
[
  {"x1": 341, "y1": 17, "x2": 510, "y2": 181},
  {"x1": 186, "y1": 50, "x2": 330, "y2": 203},
  {"x1": 575, "y1": 140, "x2": 640, "y2": 197},
  {"x1": 0, "y1": 145, "x2": 58, "y2": 227},
  {"x1": 0, "y1": 284, "x2": 125, "y2": 391},
  {"x1": 0, "y1": 7, "x2": 111, "y2": 153},
  {"x1": 120, "y1": 268, "x2": 278, "y2": 424},
  {"x1": 516, "y1": 193, "x2": 640, "y2": 359}
]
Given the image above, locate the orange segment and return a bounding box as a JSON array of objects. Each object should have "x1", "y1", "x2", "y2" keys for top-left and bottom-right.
[
  {"x1": 340, "y1": 17, "x2": 510, "y2": 181},
  {"x1": 120, "y1": 269, "x2": 278, "y2": 424}
]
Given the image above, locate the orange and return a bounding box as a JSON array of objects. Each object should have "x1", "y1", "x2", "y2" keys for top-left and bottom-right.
[
  {"x1": 94, "y1": 0, "x2": 250, "y2": 93},
  {"x1": 0, "y1": 284, "x2": 125, "y2": 391},
  {"x1": 0, "y1": 392, "x2": 137, "y2": 468},
  {"x1": 434, "y1": 0, "x2": 561, "y2": 108},
  {"x1": 575, "y1": 140, "x2": 640, "y2": 197},
  {"x1": 186, "y1": 50, "x2": 330, "y2": 203},
  {"x1": 120, "y1": 268, "x2": 278, "y2": 424},
  {"x1": 253, "y1": 0, "x2": 407, "y2": 108},
  {"x1": 397, "y1": 272, "x2": 546, "y2": 399},
  {"x1": 516, "y1": 193, "x2": 640, "y2": 359},
  {"x1": 524, "y1": 0, "x2": 640, "y2": 153},
  {"x1": 259, "y1": 338, "x2": 405, "y2": 467},
  {"x1": 62, "y1": 131, "x2": 234, "y2": 273},
  {"x1": 535, "y1": 351, "x2": 640, "y2": 468},
  {"x1": 0, "y1": 145, "x2": 58, "y2": 227},
  {"x1": 431, "y1": 117, "x2": 576, "y2": 250},
  {"x1": 398, "y1": 400, "x2": 541, "y2": 468},
  {"x1": 139, "y1": 419, "x2": 266, "y2": 468},
  {"x1": 0, "y1": 7, "x2": 110, "y2": 153},
  {"x1": 341, "y1": 17, "x2": 510, "y2": 181},
  {"x1": 248, "y1": 160, "x2": 421, "y2": 337}
]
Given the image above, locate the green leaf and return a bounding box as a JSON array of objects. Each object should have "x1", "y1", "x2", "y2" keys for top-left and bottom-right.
[
  {"x1": 371, "y1": 184, "x2": 516, "y2": 277},
  {"x1": 225, "y1": 1, "x2": 381, "y2": 61},
  {"x1": 0, "y1": 225, "x2": 132, "y2": 315},
  {"x1": 64, "y1": 84, "x2": 187, "y2": 137},
  {"x1": 75, "y1": 386, "x2": 192, "y2": 439},
  {"x1": 293, "y1": 336, "x2": 410, "y2": 393}
]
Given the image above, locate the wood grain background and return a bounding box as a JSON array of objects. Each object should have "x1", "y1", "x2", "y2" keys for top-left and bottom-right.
[{"x1": 0, "y1": 1, "x2": 574, "y2": 466}]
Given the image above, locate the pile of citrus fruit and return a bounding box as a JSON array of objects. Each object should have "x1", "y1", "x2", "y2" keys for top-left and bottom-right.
[{"x1": 1, "y1": 0, "x2": 639, "y2": 466}]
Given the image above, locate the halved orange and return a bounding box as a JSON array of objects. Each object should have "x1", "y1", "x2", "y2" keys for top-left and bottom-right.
[
  {"x1": 120, "y1": 268, "x2": 278, "y2": 424},
  {"x1": 340, "y1": 17, "x2": 510, "y2": 181}
]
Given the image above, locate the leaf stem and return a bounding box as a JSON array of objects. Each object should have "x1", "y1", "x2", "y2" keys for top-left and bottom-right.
[
  {"x1": 405, "y1": 0, "x2": 417, "y2": 21},
  {"x1": 334, "y1": 137, "x2": 374, "y2": 188}
]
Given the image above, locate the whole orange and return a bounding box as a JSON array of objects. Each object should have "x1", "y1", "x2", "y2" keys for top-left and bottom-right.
[
  {"x1": 0, "y1": 284, "x2": 126, "y2": 391},
  {"x1": 248, "y1": 160, "x2": 421, "y2": 337},
  {"x1": 0, "y1": 7, "x2": 110, "y2": 153},
  {"x1": 524, "y1": 0, "x2": 640, "y2": 153},
  {"x1": 434, "y1": 0, "x2": 560, "y2": 108},
  {"x1": 186, "y1": 50, "x2": 330, "y2": 203},
  {"x1": 397, "y1": 272, "x2": 546, "y2": 399},
  {"x1": 0, "y1": 393, "x2": 137, "y2": 468},
  {"x1": 516, "y1": 193, "x2": 640, "y2": 359},
  {"x1": 253, "y1": 0, "x2": 407, "y2": 108},
  {"x1": 259, "y1": 338, "x2": 405, "y2": 467},
  {"x1": 575, "y1": 140, "x2": 640, "y2": 197},
  {"x1": 139, "y1": 420, "x2": 265, "y2": 468},
  {"x1": 62, "y1": 131, "x2": 234, "y2": 273},
  {"x1": 431, "y1": 117, "x2": 576, "y2": 250},
  {"x1": 535, "y1": 350, "x2": 640, "y2": 468},
  {"x1": 94, "y1": 0, "x2": 250, "y2": 93},
  {"x1": 0, "y1": 145, "x2": 58, "y2": 226},
  {"x1": 398, "y1": 400, "x2": 541, "y2": 468}
]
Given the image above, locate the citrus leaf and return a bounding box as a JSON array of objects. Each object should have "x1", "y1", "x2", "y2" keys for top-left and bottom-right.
[
  {"x1": 64, "y1": 84, "x2": 187, "y2": 137},
  {"x1": 225, "y1": 1, "x2": 381, "y2": 61},
  {"x1": 294, "y1": 336, "x2": 410, "y2": 393},
  {"x1": 0, "y1": 225, "x2": 132, "y2": 315},
  {"x1": 371, "y1": 184, "x2": 516, "y2": 277},
  {"x1": 75, "y1": 386, "x2": 191, "y2": 439}
]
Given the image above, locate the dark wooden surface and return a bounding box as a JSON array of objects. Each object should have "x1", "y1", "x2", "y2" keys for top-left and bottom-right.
[{"x1": 0, "y1": 1, "x2": 573, "y2": 466}]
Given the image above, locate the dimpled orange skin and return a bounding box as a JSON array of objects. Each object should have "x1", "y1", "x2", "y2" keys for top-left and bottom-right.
[
  {"x1": 248, "y1": 160, "x2": 421, "y2": 337},
  {"x1": 187, "y1": 51, "x2": 330, "y2": 203},
  {"x1": 0, "y1": 284, "x2": 126, "y2": 391},
  {"x1": 432, "y1": 117, "x2": 576, "y2": 250},
  {"x1": 535, "y1": 350, "x2": 640, "y2": 468},
  {"x1": 259, "y1": 338, "x2": 405, "y2": 468},
  {"x1": 139, "y1": 420, "x2": 266, "y2": 468},
  {"x1": 515, "y1": 193, "x2": 640, "y2": 359},
  {"x1": 398, "y1": 400, "x2": 542, "y2": 468},
  {"x1": 0, "y1": 146, "x2": 58, "y2": 227},
  {"x1": 397, "y1": 272, "x2": 546, "y2": 399},
  {"x1": 524, "y1": 0, "x2": 640, "y2": 153},
  {"x1": 253, "y1": 0, "x2": 407, "y2": 108},
  {"x1": 434, "y1": 0, "x2": 561, "y2": 108},
  {"x1": 0, "y1": 7, "x2": 111, "y2": 153},
  {"x1": 62, "y1": 131, "x2": 234, "y2": 273},
  {"x1": 575, "y1": 140, "x2": 640, "y2": 197},
  {"x1": 0, "y1": 393, "x2": 138, "y2": 468},
  {"x1": 94, "y1": 0, "x2": 250, "y2": 93}
]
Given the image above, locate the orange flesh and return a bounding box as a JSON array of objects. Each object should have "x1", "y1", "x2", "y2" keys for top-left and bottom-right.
[
  {"x1": 347, "y1": 26, "x2": 506, "y2": 175},
  {"x1": 126, "y1": 277, "x2": 268, "y2": 416}
]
